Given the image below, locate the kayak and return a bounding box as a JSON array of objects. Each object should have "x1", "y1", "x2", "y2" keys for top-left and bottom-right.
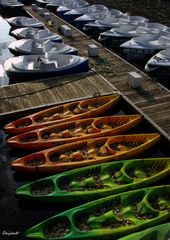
[
  {"x1": 25, "y1": 185, "x2": 170, "y2": 239},
  {"x1": 118, "y1": 222, "x2": 170, "y2": 240},
  {"x1": 11, "y1": 133, "x2": 160, "y2": 173},
  {"x1": 7, "y1": 115, "x2": 142, "y2": 150},
  {"x1": 4, "y1": 95, "x2": 120, "y2": 135},
  {"x1": 16, "y1": 157, "x2": 170, "y2": 202}
]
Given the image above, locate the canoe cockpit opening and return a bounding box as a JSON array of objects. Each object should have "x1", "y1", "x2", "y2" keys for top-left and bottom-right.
[
  {"x1": 19, "y1": 132, "x2": 38, "y2": 142},
  {"x1": 109, "y1": 141, "x2": 143, "y2": 151},
  {"x1": 25, "y1": 154, "x2": 46, "y2": 167},
  {"x1": 125, "y1": 159, "x2": 168, "y2": 179},
  {"x1": 147, "y1": 188, "x2": 170, "y2": 211},
  {"x1": 15, "y1": 118, "x2": 32, "y2": 129},
  {"x1": 43, "y1": 217, "x2": 70, "y2": 238},
  {"x1": 31, "y1": 180, "x2": 55, "y2": 196}
]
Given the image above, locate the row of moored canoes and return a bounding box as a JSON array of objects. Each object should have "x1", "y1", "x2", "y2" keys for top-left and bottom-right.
[{"x1": 4, "y1": 95, "x2": 169, "y2": 239}]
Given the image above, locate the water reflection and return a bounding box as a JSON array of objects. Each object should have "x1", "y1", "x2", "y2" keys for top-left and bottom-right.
[{"x1": 0, "y1": 16, "x2": 14, "y2": 86}]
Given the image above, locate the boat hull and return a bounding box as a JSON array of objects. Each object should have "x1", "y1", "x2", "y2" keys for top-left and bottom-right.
[
  {"x1": 120, "y1": 47, "x2": 161, "y2": 61},
  {"x1": 99, "y1": 35, "x2": 134, "y2": 47},
  {"x1": 7, "y1": 115, "x2": 142, "y2": 150},
  {"x1": 4, "y1": 95, "x2": 120, "y2": 134},
  {"x1": 4, "y1": 57, "x2": 89, "y2": 83},
  {"x1": 25, "y1": 185, "x2": 170, "y2": 239},
  {"x1": 63, "y1": 13, "x2": 83, "y2": 22},
  {"x1": 11, "y1": 134, "x2": 160, "y2": 173},
  {"x1": 74, "y1": 19, "x2": 96, "y2": 30},
  {"x1": 145, "y1": 64, "x2": 170, "y2": 79},
  {"x1": 16, "y1": 158, "x2": 170, "y2": 202},
  {"x1": 83, "y1": 26, "x2": 111, "y2": 37}
]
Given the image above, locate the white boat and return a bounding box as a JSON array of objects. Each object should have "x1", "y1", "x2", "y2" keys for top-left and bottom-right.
[
  {"x1": 145, "y1": 48, "x2": 170, "y2": 77},
  {"x1": 64, "y1": 4, "x2": 108, "y2": 23},
  {"x1": 35, "y1": 0, "x2": 63, "y2": 8},
  {"x1": 4, "y1": 53, "x2": 89, "y2": 82},
  {"x1": 83, "y1": 9, "x2": 124, "y2": 35},
  {"x1": 0, "y1": 0, "x2": 24, "y2": 10},
  {"x1": 98, "y1": 15, "x2": 148, "y2": 46},
  {"x1": 74, "y1": 6, "x2": 109, "y2": 29},
  {"x1": 7, "y1": 16, "x2": 44, "y2": 28},
  {"x1": 11, "y1": 27, "x2": 62, "y2": 42},
  {"x1": 46, "y1": 0, "x2": 69, "y2": 12},
  {"x1": 8, "y1": 39, "x2": 78, "y2": 55},
  {"x1": 120, "y1": 29, "x2": 170, "y2": 61},
  {"x1": 57, "y1": 0, "x2": 89, "y2": 18}
]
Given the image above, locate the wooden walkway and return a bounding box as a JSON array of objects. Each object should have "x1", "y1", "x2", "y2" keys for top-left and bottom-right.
[
  {"x1": 0, "y1": 6, "x2": 170, "y2": 141},
  {"x1": 0, "y1": 72, "x2": 115, "y2": 117}
]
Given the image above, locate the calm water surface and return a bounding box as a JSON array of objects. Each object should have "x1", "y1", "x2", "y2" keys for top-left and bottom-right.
[{"x1": 0, "y1": 15, "x2": 14, "y2": 86}]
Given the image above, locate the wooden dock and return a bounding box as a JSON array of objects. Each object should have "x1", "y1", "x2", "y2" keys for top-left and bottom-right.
[
  {"x1": 0, "y1": 72, "x2": 115, "y2": 119},
  {"x1": 0, "y1": 6, "x2": 170, "y2": 141}
]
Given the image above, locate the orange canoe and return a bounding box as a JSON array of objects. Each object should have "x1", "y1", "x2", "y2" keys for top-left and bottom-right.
[
  {"x1": 4, "y1": 95, "x2": 120, "y2": 135},
  {"x1": 11, "y1": 133, "x2": 160, "y2": 173},
  {"x1": 7, "y1": 115, "x2": 142, "y2": 150}
]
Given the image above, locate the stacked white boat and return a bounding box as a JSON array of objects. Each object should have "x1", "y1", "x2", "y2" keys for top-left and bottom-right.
[
  {"x1": 7, "y1": 16, "x2": 44, "y2": 28},
  {"x1": 145, "y1": 48, "x2": 170, "y2": 77},
  {"x1": 4, "y1": 15, "x2": 89, "y2": 82},
  {"x1": 98, "y1": 16, "x2": 149, "y2": 45},
  {"x1": 11, "y1": 27, "x2": 63, "y2": 42},
  {"x1": 35, "y1": 0, "x2": 64, "y2": 8},
  {"x1": 0, "y1": 0, "x2": 24, "y2": 10},
  {"x1": 57, "y1": 0, "x2": 89, "y2": 18},
  {"x1": 46, "y1": 0, "x2": 69, "y2": 10},
  {"x1": 73, "y1": 5, "x2": 109, "y2": 29},
  {"x1": 63, "y1": 4, "x2": 106, "y2": 22},
  {"x1": 120, "y1": 26, "x2": 170, "y2": 60},
  {"x1": 8, "y1": 39, "x2": 78, "y2": 55},
  {"x1": 83, "y1": 9, "x2": 125, "y2": 35},
  {"x1": 4, "y1": 53, "x2": 89, "y2": 81}
]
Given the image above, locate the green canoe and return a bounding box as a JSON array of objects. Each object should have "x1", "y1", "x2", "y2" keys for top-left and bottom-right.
[
  {"x1": 118, "y1": 222, "x2": 170, "y2": 240},
  {"x1": 26, "y1": 185, "x2": 170, "y2": 239},
  {"x1": 16, "y1": 158, "x2": 170, "y2": 202}
]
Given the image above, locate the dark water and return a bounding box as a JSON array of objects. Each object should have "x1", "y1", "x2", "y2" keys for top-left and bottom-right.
[{"x1": 0, "y1": 16, "x2": 14, "y2": 86}]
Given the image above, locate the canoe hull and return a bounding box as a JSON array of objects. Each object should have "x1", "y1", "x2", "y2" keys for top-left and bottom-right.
[
  {"x1": 7, "y1": 115, "x2": 142, "y2": 150},
  {"x1": 11, "y1": 134, "x2": 160, "y2": 173},
  {"x1": 118, "y1": 223, "x2": 170, "y2": 240},
  {"x1": 4, "y1": 95, "x2": 120, "y2": 134},
  {"x1": 16, "y1": 158, "x2": 170, "y2": 202},
  {"x1": 25, "y1": 185, "x2": 170, "y2": 239}
]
